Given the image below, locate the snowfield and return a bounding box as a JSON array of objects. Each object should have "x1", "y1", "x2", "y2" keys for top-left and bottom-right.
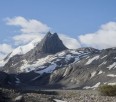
[
  {"x1": 35, "y1": 63, "x2": 57, "y2": 74},
  {"x1": 10, "y1": 49, "x2": 91, "y2": 73}
]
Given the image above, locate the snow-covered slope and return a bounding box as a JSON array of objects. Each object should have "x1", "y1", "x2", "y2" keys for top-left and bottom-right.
[
  {"x1": 0, "y1": 32, "x2": 66, "y2": 73},
  {"x1": 7, "y1": 38, "x2": 40, "y2": 59},
  {"x1": 0, "y1": 38, "x2": 40, "y2": 67},
  {"x1": 2, "y1": 47, "x2": 98, "y2": 74},
  {"x1": 19, "y1": 48, "x2": 96, "y2": 73},
  {"x1": 0, "y1": 60, "x2": 6, "y2": 67}
]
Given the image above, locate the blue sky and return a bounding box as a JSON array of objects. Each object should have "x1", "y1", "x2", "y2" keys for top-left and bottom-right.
[
  {"x1": 0, "y1": 0, "x2": 116, "y2": 59},
  {"x1": 0, "y1": 0, "x2": 116, "y2": 38}
]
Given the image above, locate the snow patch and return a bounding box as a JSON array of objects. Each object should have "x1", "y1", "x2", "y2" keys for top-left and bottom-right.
[
  {"x1": 55, "y1": 59, "x2": 61, "y2": 62},
  {"x1": 99, "y1": 61, "x2": 107, "y2": 67},
  {"x1": 53, "y1": 99, "x2": 67, "y2": 102},
  {"x1": 98, "y1": 70, "x2": 103, "y2": 75},
  {"x1": 74, "y1": 57, "x2": 80, "y2": 62},
  {"x1": 107, "y1": 74, "x2": 116, "y2": 77},
  {"x1": 70, "y1": 50, "x2": 80, "y2": 54},
  {"x1": 84, "y1": 82, "x2": 101, "y2": 89},
  {"x1": 63, "y1": 68, "x2": 69, "y2": 77},
  {"x1": 86, "y1": 56, "x2": 90, "y2": 59},
  {"x1": 57, "y1": 51, "x2": 66, "y2": 56},
  {"x1": 92, "y1": 82, "x2": 101, "y2": 88},
  {"x1": 91, "y1": 71, "x2": 96, "y2": 78},
  {"x1": 101, "y1": 55, "x2": 107, "y2": 59},
  {"x1": 107, "y1": 62, "x2": 116, "y2": 70},
  {"x1": 86, "y1": 55, "x2": 99, "y2": 65},
  {"x1": 35, "y1": 63, "x2": 57, "y2": 74},
  {"x1": 65, "y1": 54, "x2": 73, "y2": 61},
  {"x1": 83, "y1": 86, "x2": 91, "y2": 89},
  {"x1": 0, "y1": 60, "x2": 7, "y2": 67},
  {"x1": 108, "y1": 83, "x2": 116, "y2": 85},
  {"x1": 15, "y1": 96, "x2": 23, "y2": 101}
]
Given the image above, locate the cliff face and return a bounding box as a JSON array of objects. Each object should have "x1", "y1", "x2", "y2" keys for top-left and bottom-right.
[{"x1": 37, "y1": 32, "x2": 67, "y2": 54}]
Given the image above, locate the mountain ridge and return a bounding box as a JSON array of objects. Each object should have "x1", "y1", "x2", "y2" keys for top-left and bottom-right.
[{"x1": 0, "y1": 32, "x2": 116, "y2": 90}]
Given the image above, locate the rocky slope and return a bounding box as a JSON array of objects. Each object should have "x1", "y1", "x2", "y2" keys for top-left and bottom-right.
[
  {"x1": 48, "y1": 48, "x2": 116, "y2": 89},
  {"x1": 0, "y1": 32, "x2": 116, "y2": 89}
]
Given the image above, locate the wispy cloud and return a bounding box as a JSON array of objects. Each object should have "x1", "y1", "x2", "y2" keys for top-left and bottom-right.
[{"x1": 12, "y1": 33, "x2": 44, "y2": 45}]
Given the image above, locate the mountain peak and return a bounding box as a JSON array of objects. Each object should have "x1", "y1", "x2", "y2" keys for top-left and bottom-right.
[
  {"x1": 44, "y1": 31, "x2": 52, "y2": 38},
  {"x1": 38, "y1": 32, "x2": 68, "y2": 54},
  {"x1": 42, "y1": 32, "x2": 58, "y2": 41}
]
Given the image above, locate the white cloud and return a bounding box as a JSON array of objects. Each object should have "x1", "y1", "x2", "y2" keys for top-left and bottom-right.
[
  {"x1": 6, "y1": 16, "x2": 50, "y2": 33},
  {"x1": 5, "y1": 16, "x2": 50, "y2": 45},
  {"x1": 0, "y1": 44, "x2": 14, "y2": 60},
  {"x1": 13, "y1": 33, "x2": 44, "y2": 45},
  {"x1": 59, "y1": 34, "x2": 81, "y2": 49},
  {"x1": 79, "y1": 22, "x2": 116, "y2": 49}
]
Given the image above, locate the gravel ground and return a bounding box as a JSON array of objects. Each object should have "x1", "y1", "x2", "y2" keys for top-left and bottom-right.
[
  {"x1": 18, "y1": 90, "x2": 116, "y2": 102},
  {"x1": 56, "y1": 90, "x2": 116, "y2": 102},
  {"x1": 1, "y1": 88, "x2": 116, "y2": 102}
]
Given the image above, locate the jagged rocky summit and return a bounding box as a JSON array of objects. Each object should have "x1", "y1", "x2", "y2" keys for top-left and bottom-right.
[
  {"x1": 37, "y1": 32, "x2": 67, "y2": 54},
  {"x1": 1, "y1": 32, "x2": 68, "y2": 73}
]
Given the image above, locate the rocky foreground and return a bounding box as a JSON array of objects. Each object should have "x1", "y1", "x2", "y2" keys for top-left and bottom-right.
[{"x1": 1, "y1": 88, "x2": 116, "y2": 102}]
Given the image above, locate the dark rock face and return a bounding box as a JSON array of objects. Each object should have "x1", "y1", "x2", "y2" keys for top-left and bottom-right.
[
  {"x1": 25, "y1": 32, "x2": 67, "y2": 61},
  {"x1": 37, "y1": 32, "x2": 67, "y2": 54},
  {"x1": 0, "y1": 71, "x2": 9, "y2": 87},
  {"x1": 24, "y1": 32, "x2": 67, "y2": 62}
]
